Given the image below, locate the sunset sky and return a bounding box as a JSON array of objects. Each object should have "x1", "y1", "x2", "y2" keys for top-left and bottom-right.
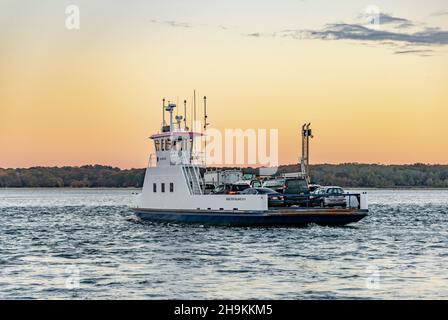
[{"x1": 1, "y1": 0, "x2": 447, "y2": 168}]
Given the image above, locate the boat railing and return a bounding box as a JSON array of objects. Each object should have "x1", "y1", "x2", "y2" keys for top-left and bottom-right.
[
  {"x1": 276, "y1": 192, "x2": 368, "y2": 210},
  {"x1": 182, "y1": 165, "x2": 203, "y2": 195}
]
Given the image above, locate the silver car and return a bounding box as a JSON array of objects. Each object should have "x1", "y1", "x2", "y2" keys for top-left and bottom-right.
[{"x1": 311, "y1": 186, "x2": 347, "y2": 208}]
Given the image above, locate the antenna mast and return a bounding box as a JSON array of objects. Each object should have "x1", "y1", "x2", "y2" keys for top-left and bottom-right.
[
  {"x1": 167, "y1": 103, "x2": 176, "y2": 132},
  {"x1": 193, "y1": 91, "x2": 196, "y2": 130},
  {"x1": 190, "y1": 97, "x2": 193, "y2": 131},
  {"x1": 203, "y1": 96, "x2": 208, "y2": 168},
  {"x1": 203, "y1": 96, "x2": 209, "y2": 193},
  {"x1": 300, "y1": 123, "x2": 313, "y2": 182},
  {"x1": 162, "y1": 98, "x2": 166, "y2": 126},
  {"x1": 306, "y1": 123, "x2": 312, "y2": 172},
  {"x1": 193, "y1": 90, "x2": 197, "y2": 161},
  {"x1": 184, "y1": 100, "x2": 187, "y2": 129}
]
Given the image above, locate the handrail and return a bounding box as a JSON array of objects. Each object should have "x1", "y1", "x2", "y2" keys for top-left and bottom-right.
[
  {"x1": 280, "y1": 193, "x2": 360, "y2": 197},
  {"x1": 182, "y1": 165, "x2": 203, "y2": 195},
  {"x1": 181, "y1": 166, "x2": 193, "y2": 195},
  {"x1": 272, "y1": 192, "x2": 368, "y2": 210},
  {"x1": 193, "y1": 166, "x2": 203, "y2": 195},
  {"x1": 237, "y1": 192, "x2": 368, "y2": 210}
]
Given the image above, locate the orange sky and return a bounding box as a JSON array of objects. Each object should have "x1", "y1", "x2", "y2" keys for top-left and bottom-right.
[{"x1": 1, "y1": 1, "x2": 447, "y2": 168}]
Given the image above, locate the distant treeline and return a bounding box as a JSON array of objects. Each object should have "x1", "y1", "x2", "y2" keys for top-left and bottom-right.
[
  {"x1": 0, "y1": 165, "x2": 145, "y2": 188},
  {"x1": 284, "y1": 164, "x2": 448, "y2": 188},
  {"x1": 1, "y1": 164, "x2": 448, "y2": 188}
]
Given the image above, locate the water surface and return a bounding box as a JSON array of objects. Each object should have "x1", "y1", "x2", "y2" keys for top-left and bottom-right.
[{"x1": 0, "y1": 188, "x2": 447, "y2": 299}]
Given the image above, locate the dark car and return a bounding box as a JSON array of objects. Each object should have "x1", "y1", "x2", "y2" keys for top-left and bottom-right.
[
  {"x1": 310, "y1": 186, "x2": 347, "y2": 208},
  {"x1": 203, "y1": 183, "x2": 216, "y2": 195},
  {"x1": 212, "y1": 183, "x2": 251, "y2": 195},
  {"x1": 282, "y1": 178, "x2": 310, "y2": 207},
  {"x1": 241, "y1": 188, "x2": 285, "y2": 207},
  {"x1": 262, "y1": 178, "x2": 286, "y2": 193},
  {"x1": 308, "y1": 184, "x2": 321, "y2": 193}
]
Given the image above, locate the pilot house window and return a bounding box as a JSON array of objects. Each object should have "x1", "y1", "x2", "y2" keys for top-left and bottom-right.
[
  {"x1": 153, "y1": 183, "x2": 157, "y2": 192},
  {"x1": 165, "y1": 139, "x2": 171, "y2": 150},
  {"x1": 161, "y1": 183, "x2": 165, "y2": 193},
  {"x1": 170, "y1": 183, "x2": 174, "y2": 192}
]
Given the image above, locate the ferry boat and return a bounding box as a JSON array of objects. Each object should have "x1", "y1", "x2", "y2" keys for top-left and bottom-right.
[{"x1": 131, "y1": 99, "x2": 368, "y2": 226}]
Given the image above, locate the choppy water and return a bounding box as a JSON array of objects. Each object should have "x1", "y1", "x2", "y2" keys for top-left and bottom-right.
[{"x1": 0, "y1": 188, "x2": 447, "y2": 299}]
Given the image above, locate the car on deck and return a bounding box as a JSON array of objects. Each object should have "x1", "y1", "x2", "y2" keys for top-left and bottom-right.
[
  {"x1": 212, "y1": 183, "x2": 251, "y2": 195},
  {"x1": 240, "y1": 188, "x2": 285, "y2": 207},
  {"x1": 262, "y1": 178, "x2": 285, "y2": 193},
  {"x1": 282, "y1": 178, "x2": 310, "y2": 207},
  {"x1": 234, "y1": 179, "x2": 262, "y2": 189},
  {"x1": 262, "y1": 177, "x2": 310, "y2": 206},
  {"x1": 310, "y1": 186, "x2": 347, "y2": 208},
  {"x1": 308, "y1": 184, "x2": 321, "y2": 193},
  {"x1": 203, "y1": 183, "x2": 216, "y2": 195}
]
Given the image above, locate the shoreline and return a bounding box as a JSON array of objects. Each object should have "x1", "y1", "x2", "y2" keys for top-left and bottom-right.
[{"x1": 1, "y1": 187, "x2": 448, "y2": 191}]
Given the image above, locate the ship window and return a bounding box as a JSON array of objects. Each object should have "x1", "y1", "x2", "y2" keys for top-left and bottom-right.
[
  {"x1": 170, "y1": 183, "x2": 174, "y2": 192},
  {"x1": 160, "y1": 139, "x2": 165, "y2": 151},
  {"x1": 154, "y1": 140, "x2": 160, "y2": 151},
  {"x1": 153, "y1": 183, "x2": 157, "y2": 192},
  {"x1": 165, "y1": 139, "x2": 171, "y2": 150},
  {"x1": 161, "y1": 183, "x2": 165, "y2": 193},
  {"x1": 177, "y1": 137, "x2": 183, "y2": 151}
]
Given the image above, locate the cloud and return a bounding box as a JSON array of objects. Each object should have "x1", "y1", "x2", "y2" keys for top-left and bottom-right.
[
  {"x1": 150, "y1": 19, "x2": 197, "y2": 28},
  {"x1": 245, "y1": 32, "x2": 261, "y2": 37},
  {"x1": 292, "y1": 24, "x2": 448, "y2": 46},
  {"x1": 244, "y1": 32, "x2": 271, "y2": 38},
  {"x1": 248, "y1": 24, "x2": 448, "y2": 46},
  {"x1": 150, "y1": 12, "x2": 448, "y2": 56},
  {"x1": 150, "y1": 19, "x2": 232, "y2": 31},
  {"x1": 430, "y1": 10, "x2": 448, "y2": 17},
  {"x1": 394, "y1": 49, "x2": 434, "y2": 57},
  {"x1": 359, "y1": 13, "x2": 415, "y2": 29},
  {"x1": 245, "y1": 12, "x2": 448, "y2": 56}
]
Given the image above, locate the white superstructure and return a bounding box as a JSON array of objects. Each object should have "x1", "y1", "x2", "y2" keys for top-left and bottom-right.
[{"x1": 133, "y1": 102, "x2": 268, "y2": 212}]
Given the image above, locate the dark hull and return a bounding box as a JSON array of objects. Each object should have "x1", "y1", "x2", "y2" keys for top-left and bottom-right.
[{"x1": 132, "y1": 208, "x2": 368, "y2": 227}]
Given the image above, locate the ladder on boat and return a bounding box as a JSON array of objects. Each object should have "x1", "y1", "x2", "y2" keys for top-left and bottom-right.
[{"x1": 182, "y1": 165, "x2": 203, "y2": 195}]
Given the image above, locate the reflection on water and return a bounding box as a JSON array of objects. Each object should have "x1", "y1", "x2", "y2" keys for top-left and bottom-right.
[{"x1": 0, "y1": 188, "x2": 447, "y2": 299}]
